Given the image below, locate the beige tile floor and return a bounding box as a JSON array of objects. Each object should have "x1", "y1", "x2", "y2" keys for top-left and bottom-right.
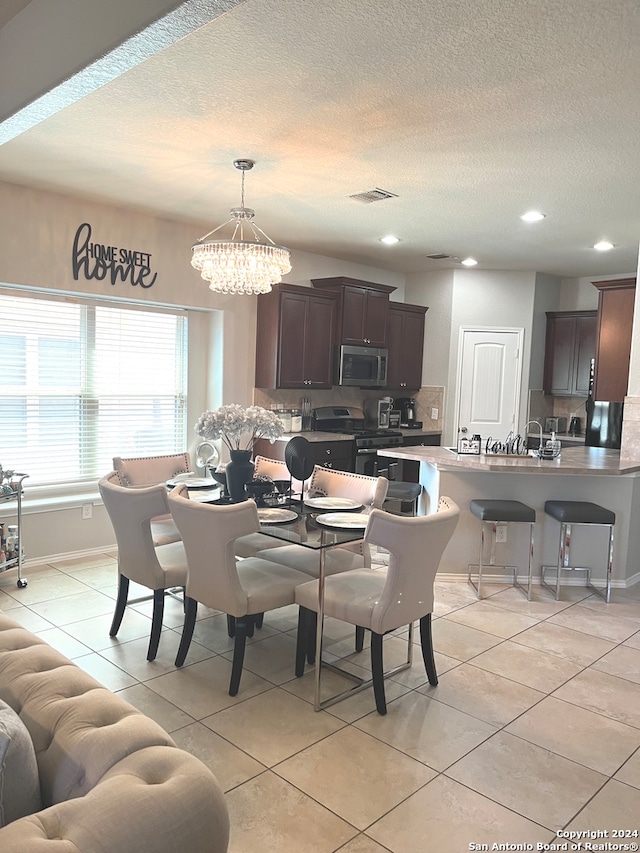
[{"x1": 2, "y1": 553, "x2": 640, "y2": 852}]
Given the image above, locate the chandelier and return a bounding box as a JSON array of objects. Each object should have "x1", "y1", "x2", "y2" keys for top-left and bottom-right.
[{"x1": 191, "y1": 159, "x2": 291, "y2": 295}]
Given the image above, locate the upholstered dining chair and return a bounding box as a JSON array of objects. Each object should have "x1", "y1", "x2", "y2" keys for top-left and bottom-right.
[
  {"x1": 113, "y1": 452, "x2": 192, "y2": 546},
  {"x1": 294, "y1": 496, "x2": 460, "y2": 715},
  {"x1": 256, "y1": 466, "x2": 389, "y2": 576},
  {"x1": 167, "y1": 484, "x2": 310, "y2": 696},
  {"x1": 98, "y1": 472, "x2": 189, "y2": 661}
]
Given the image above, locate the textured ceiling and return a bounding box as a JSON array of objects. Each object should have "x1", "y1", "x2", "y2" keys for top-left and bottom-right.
[{"x1": 1, "y1": 0, "x2": 639, "y2": 278}]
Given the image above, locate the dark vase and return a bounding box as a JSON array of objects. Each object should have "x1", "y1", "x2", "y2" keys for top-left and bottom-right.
[{"x1": 225, "y1": 450, "x2": 255, "y2": 502}]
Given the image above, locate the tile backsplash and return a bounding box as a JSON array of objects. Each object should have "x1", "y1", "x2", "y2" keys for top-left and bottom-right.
[
  {"x1": 528, "y1": 390, "x2": 589, "y2": 430},
  {"x1": 253, "y1": 386, "x2": 444, "y2": 433}
]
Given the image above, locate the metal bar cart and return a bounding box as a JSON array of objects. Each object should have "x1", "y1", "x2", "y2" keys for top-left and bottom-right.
[{"x1": 0, "y1": 471, "x2": 29, "y2": 588}]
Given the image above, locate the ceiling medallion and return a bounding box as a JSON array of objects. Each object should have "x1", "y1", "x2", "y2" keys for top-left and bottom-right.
[{"x1": 190, "y1": 159, "x2": 291, "y2": 295}]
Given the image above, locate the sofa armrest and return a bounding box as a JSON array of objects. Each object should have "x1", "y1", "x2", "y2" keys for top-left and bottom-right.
[{"x1": 0, "y1": 746, "x2": 229, "y2": 853}]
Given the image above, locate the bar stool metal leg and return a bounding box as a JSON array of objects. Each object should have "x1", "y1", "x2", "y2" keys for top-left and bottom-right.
[{"x1": 587, "y1": 523, "x2": 614, "y2": 603}]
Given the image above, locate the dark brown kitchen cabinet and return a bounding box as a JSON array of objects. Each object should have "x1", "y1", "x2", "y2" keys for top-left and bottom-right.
[
  {"x1": 592, "y1": 277, "x2": 636, "y2": 402},
  {"x1": 311, "y1": 277, "x2": 396, "y2": 347},
  {"x1": 543, "y1": 311, "x2": 597, "y2": 396},
  {"x1": 255, "y1": 283, "x2": 337, "y2": 389},
  {"x1": 385, "y1": 302, "x2": 428, "y2": 390},
  {"x1": 253, "y1": 438, "x2": 353, "y2": 472}
]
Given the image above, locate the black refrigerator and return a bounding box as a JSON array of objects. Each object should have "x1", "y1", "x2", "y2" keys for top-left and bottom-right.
[{"x1": 585, "y1": 400, "x2": 624, "y2": 449}]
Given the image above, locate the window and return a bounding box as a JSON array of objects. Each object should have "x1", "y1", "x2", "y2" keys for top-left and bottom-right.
[{"x1": 0, "y1": 290, "x2": 188, "y2": 487}]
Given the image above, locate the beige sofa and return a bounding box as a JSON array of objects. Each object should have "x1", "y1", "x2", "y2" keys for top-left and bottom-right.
[{"x1": 0, "y1": 613, "x2": 229, "y2": 852}]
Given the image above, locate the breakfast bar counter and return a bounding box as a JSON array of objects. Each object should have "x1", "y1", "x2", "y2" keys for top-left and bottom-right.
[{"x1": 378, "y1": 446, "x2": 640, "y2": 588}]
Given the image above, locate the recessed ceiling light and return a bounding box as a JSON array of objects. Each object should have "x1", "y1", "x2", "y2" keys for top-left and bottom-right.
[
  {"x1": 593, "y1": 240, "x2": 614, "y2": 251},
  {"x1": 520, "y1": 211, "x2": 546, "y2": 222},
  {"x1": 379, "y1": 235, "x2": 400, "y2": 245},
  {"x1": 461, "y1": 257, "x2": 478, "y2": 266}
]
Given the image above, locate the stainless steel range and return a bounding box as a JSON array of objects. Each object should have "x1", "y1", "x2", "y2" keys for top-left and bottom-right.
[{"x1": 313, "y1": 406, "x2": 404, "y2": 478}]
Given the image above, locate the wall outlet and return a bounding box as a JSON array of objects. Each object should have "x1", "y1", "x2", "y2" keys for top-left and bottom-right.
[
  {"x1": 495, "y1": 524, "x2": 507, "y2": 543},
  {"x1": 430, "y1": 407, "x2": 439, "y2": 420},
  {"x1": 82, "y1": 503, "x2": 93, "y2": 520}
]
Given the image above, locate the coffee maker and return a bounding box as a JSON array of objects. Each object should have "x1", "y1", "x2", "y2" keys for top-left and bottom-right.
[
  {"x1": 364, "y1": 397, "x2": 392, "y2": 429},
  {"x1": 395, "y1": 397, "x2": 418, "y2": 428}
]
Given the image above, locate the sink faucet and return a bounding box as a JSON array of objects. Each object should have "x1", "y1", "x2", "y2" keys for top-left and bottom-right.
[{"x1": 524, "y1": 420, "x2": 543, "y2": 451}]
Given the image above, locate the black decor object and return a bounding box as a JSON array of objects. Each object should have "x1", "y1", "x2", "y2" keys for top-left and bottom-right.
[
  {"x1": 225, "y1": 450, "x2": 255, "y2": 502},
  {"x1": 285, "y1": 436, "x2": 315, "y2": 507}
]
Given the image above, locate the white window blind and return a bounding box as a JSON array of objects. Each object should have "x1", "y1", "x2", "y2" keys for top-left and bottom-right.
[{"x1": 0, "y1": 290, "x2": 188, "y2": 486}]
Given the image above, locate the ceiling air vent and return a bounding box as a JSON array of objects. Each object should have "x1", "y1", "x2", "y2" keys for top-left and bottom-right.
[
  {"x1": 349, "y1": 188, "x2": 398, "y2": 204},
  {"x1": 426, "y1": 253, "x2": 452, "y2": 260}
]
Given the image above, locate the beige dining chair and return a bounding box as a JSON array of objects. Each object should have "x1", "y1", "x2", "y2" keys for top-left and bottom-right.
[
  {"x1": 167, "y1": 484, "x2": 310, "y2": 696},
  {"x1": 112, "y1": 452, "x2": 192, "y2": 546},
  {"x1": 256, "y1": 466, "x2": 389, "y2": 576},
  {"x1": 98, "y1": 472, "x2": 189, "y2": 661},
  {"x1": 294, "y1": 497, "x2": 460, "y2": 715}
]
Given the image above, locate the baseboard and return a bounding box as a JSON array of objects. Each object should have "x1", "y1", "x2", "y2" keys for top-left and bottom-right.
[{"x1": 23, "y1": 544, "x2": 117, "y2": 569}]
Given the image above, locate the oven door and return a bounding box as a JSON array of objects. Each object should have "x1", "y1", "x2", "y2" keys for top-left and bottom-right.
[{"x1": 354, "y1": 447, "x2": 402, "y2": 480}]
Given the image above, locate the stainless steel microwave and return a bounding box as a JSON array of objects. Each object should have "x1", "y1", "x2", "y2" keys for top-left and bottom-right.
[{"x1": 334, "y1": 345, "x2": 388, "y2": 387}]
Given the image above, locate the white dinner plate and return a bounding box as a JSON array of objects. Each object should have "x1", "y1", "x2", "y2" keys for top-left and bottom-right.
[
  {"x1": 187, "y1": 489, "x2": 221, "y2": 502},
  {"x1": 257, "y1": 508, "x2": 299, "y2": 524},
  {"x1": 166, "y1": 476, "x2": 217, "y2": 489},
  {"x1": 304, "y1": 496, "x2": 363, "y2": 511},
  {"x1": 315, "y1": 512, "x2": 370, "y2": 529}
]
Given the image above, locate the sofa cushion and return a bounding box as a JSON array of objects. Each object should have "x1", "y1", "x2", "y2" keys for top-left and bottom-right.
[{"x1": 0, "y1": 698, "x2": 42, "y2": 827}]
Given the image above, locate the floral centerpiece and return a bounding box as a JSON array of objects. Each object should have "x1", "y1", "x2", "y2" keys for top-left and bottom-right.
[
  {"x1": 195, "y1": 405, "x2": 285, "y2": 502},
  {"x1": 195, "y1": 404, "x2": 284, "y2": 451}
]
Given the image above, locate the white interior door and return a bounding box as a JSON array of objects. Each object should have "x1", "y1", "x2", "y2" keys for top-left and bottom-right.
[{"x1": 455, "y1": 328, "x2": 523, "y2": 444}]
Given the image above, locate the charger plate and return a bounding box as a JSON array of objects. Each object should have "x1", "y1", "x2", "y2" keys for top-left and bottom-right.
[
  {"x1": 166, "y1": 475, "x2": 217, "y2": 489},
  {"x1": 304, "y1": 497, "x2": 363, "y2": 511},
  {"x1": 315, "y1": 512, "x2": 370, "y2": 529},
  {"x1": 257, "y1": 508, "x2": 299, "y2": 524}
]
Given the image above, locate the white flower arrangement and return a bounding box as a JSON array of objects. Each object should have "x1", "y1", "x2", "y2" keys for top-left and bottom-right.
[{"x1": 195, "y1": 405, "x2": 284, "y2": 452}]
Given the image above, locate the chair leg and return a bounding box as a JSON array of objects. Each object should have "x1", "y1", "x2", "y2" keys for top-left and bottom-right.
[
  {"x1": 355, "y1": 626, "x2": 365, "y2": 652},
  {"x1": 227, "y1": 614, "x2": 236, "y2": 638},
  {"x1": 419, "y1": 614, "x2": 438, "y2": 686},
  {"x1": 307, "y1": 611, "x2": 317, "y2": 665},
  {"x1": 255, "y1": 612, "x2": 264, "y2": 629},
  {"x1": 109, "y1": 573, "x2": 130, "y2": 637},
  {"x1": 370, "y1": 632, "x2": 387, "y2": 715},
  {"x1": 147, "y1": 589, "x2": 165, "y2": 661},
  {"x1": 229, "y1": 616, "x2": 252, "y2": 696},
  {"x1": 175, "y1": 597, "x2": 198, "y2": 667},
  {"x1": 295, "y1": 607, "x2": 312, "y2": 677}
]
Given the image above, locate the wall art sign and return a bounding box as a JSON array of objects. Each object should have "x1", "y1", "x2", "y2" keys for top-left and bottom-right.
[{"x1": 72, "y1": 222, "x2": 158, "y2": 288}]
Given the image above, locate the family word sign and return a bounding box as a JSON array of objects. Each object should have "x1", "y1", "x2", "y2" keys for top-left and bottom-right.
[{"x1": 72, "y1": 222, "x2": 158, "y2": 288}]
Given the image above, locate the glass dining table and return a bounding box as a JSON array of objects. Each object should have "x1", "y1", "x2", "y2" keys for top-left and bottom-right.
[{"x1": 255, "y1": 498, "x2": 414, "y2": 711}]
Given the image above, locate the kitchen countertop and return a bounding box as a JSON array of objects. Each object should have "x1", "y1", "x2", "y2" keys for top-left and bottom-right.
[
  {"x1": 271, "y1": 429, "x2": 441, "y2": 443},
  {"x1": 378, "y1": 444, "x2": 640, "y2": 475}
]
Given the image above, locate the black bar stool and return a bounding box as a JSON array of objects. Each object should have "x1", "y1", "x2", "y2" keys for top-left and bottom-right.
[
  {"x1": 469, "y1": 499, "x2": 535, "y2": 600},
  {"x1": 384, "y1": 481, "x2": 422, "y2": 516},
  {"x1": 542, "y1": 500, "x2": 614, "y2": 602}
]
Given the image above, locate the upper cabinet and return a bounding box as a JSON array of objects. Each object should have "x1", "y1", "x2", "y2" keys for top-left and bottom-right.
[
  {"x1": 592, "y1": 277, "x2": 637, "y2": 402},
  {"x1": 385, "y1": 302, "x2": 428, "y2": 390},
  {"x1": 543, "y1": 311, "x2": 597, "y2": 396},
  {"x1": 311, "y1": 277, "x2": 396, "y2": 347},
  {"x1": 255, "y1": 283, "x2": 337, "y2": 389}
]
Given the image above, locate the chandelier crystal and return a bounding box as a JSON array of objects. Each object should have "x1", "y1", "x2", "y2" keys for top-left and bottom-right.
[{"x1": 191, "y1": 159, "x2": 291, "y2": 295}]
